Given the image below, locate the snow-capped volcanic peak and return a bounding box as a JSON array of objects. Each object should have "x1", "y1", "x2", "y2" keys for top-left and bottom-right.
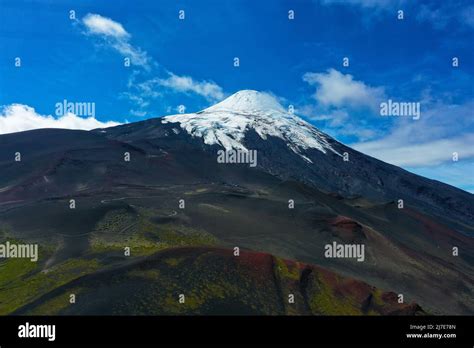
[
  {"x1": 204, "y1": 89, "x2": 285, "y2": 114},
  {"x1": 162, "y1": 90, "x2": 340, "y2": 162}
]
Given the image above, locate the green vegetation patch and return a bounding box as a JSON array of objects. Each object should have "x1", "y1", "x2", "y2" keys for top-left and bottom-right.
[
  {"x1": 274, "y1": 257, "x2": 300, "y2": 281},
  {"x1": 27, "y1": 286, "x2": 83, "y2": 315},
  {"x1": 0, "y1": 241, "x2": 100, "y2": 315},
  {"x1": 90, "y1": 207, "x2": 219, "y2": 256},
  {"x1": 308, "y1": 272, "x2": 363, "y2": 315}
]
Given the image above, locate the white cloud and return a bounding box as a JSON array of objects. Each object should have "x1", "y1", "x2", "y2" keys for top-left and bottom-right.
[
  {"x1": 303, "y1": 69, "x2": 384, "y2": 110},
  {"x1": 82, "y1": 13, "x2": 150, "y2": 69},
  {"x1": 120, "y1": 91, "x2": 150, "y2": 109},
  {"x1": 408, "y1": 161, "x2": 474, "y2": 193},
  {"x1": 80, "y1": 13, "x2": 226, "y2": 110},
  {"x1": 0, "y1": 104, "x2": 120, "y2": 135},
  {"x1": 299, "y1": 105, "x2": 377, "y2": 140},
  {"x1": 130, "y1": 109, "x2": 147, "y2": 117},
  {"x1": 82, "y1": 13, "x2": 130, "y2": 39},
  {"x1": 112, "y1": 41, "x2": 150, "y2": 68},
  {"x1": 299, "y1": 69, "x2": 384, "y2": 141},
  {"x1": 352, "y1": 101, "x2": 474, "y2": 167},
  {"x1": 302, "y1": 108, "x2": 349, "y2": 127},
  {"x1": 156, "y1": 73, "x2": 225, "y2": 102},
  {"x1": 124, "y1": 72, "x2": 226, "y2": 113},
  {"x1": 354, "y1": 134, "x2": 474, "y2": 167}
]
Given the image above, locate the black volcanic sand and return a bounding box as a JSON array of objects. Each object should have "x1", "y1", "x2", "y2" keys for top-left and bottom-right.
[{"x1": 0, "y1": 181, "x2": 472, "y2": 315}]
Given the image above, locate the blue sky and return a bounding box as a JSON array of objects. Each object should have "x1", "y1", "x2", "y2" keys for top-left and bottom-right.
[{"x1": 0, "y1": 0, "x2": 473, "y2": 192}]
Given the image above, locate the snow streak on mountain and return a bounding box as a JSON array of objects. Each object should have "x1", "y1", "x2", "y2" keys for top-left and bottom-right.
[{"x1": 162, "y1": 90, "x2": 341, "y2": 163}]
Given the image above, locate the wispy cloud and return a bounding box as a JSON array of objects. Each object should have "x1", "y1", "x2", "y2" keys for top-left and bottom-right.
[
  {"x1": 82, "y1": 13, "x2": 151, "y2": 69},
  {"x1": 321, "y1": 0, "x2": 474, "y2": 30},
  {"x1": 407, "y1": 161, "x2": 474, "y2": 193},
  {"x1": 80, "y1": 13, "x2": 226, "y2": 114},
  {"x1": 303, "y1": 69, "x2": 385, "y2": 110},
  {"x1": 352, "y1": 100, "x2": 474, "y2": 167},
  {"x1": 299, "y1": 69, "x2": 384, "y2": 141},
  {"x1": 156, "y1": 73, "x2": 225, "y2": 102},
  {"x1": 0, "y1": 104, "x2": 120, "y2": 134},
  {"x1": 299, "y1": 105, "x2": 378, "y2": 141},
  {"x1": 416, "y1": 2, "x2": 474, "y2": 30},
  {"x1": 300, "y1": 68, "x2": 474, "y2": 188},
  {"x1": 82, "y1": 13, "x2": 130, "y2": 38},
  {"x1": 354, "y1": 134, "x2": 474, "y2": 167}
]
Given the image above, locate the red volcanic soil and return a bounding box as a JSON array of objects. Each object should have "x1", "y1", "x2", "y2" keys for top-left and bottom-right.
[
  {"x1": 11, "y1": 245, "x2": 425, "y2": 315},
  {"x1": 403, "y1": 208, "x2": 473, "y2": 246},
  {"x1": 330, "y1": 215, "x2": 362, "y2": 229},
  {"x1": 237, "y1": 249, "x2": 274, "y2": 269},
  {"x1": 163, "y1": 246, "x2": 424, "y2": 315},
  {"x1": 329, "y1": 215, "x2": 366, "y2": 242}
]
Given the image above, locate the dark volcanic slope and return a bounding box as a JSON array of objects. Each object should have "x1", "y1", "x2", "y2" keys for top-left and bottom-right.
[
  {"x1": 13, "y1": 247, "x2": 423, "y2": 315},
  {"x1": 100, "y1": 117, "x2": 474, "y2": 227},
  {"x1": 0, "y1": 112, "x2": 473, "y2": 315}
]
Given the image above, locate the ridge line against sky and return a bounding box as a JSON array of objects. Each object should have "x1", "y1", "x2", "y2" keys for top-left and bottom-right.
[{"x1": 0, "y1": 0, "x2": 473, "y2": 192}]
